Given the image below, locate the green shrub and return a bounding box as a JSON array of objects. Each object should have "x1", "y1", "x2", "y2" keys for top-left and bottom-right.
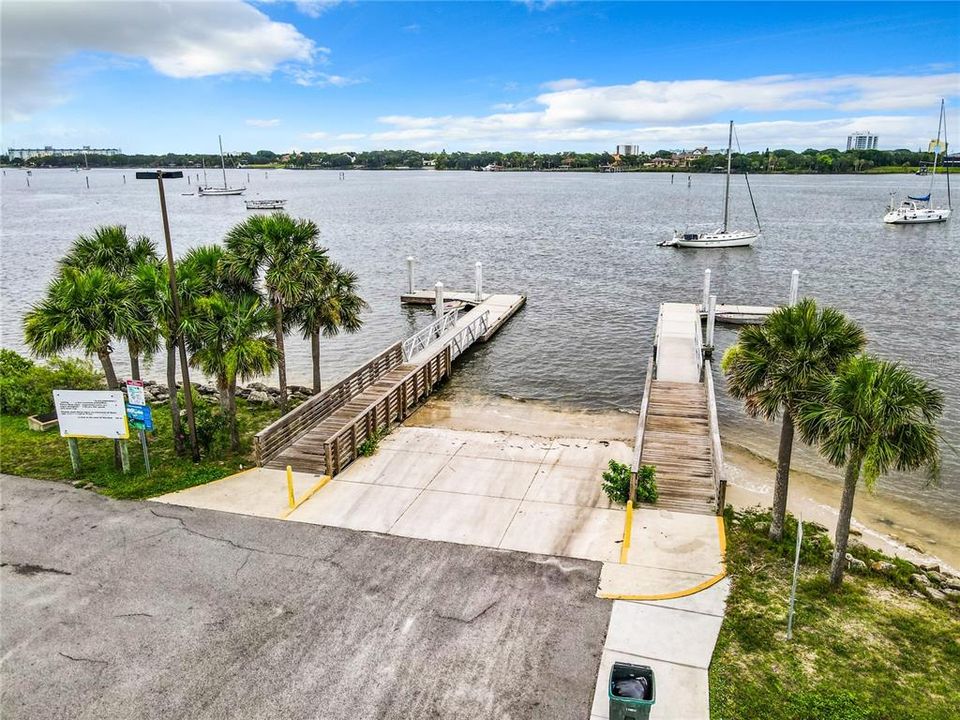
[
  {"x1": 0, "y1": 349, "x2": 104, "y2": 416},
  {"x1": 176, "y1": 389, "x2": 226, "y2": 454},
  {"x1": 601, "y1": 460, "x2": 658, "y2": 505},
  {"x1": 357, "y1": 426, "x2": 390, "y2": 457}
]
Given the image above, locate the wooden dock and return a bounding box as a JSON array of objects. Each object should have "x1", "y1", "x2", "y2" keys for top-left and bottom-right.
[
  {"x1": 632, "y1": 303, "x2": 724, "y2": 515},
  {"x1": 254, "y1": 291, "x2": 525, "y2": 475},
  {"x1": 698, "y1": 303, "x2": 774, "y2": 326}
]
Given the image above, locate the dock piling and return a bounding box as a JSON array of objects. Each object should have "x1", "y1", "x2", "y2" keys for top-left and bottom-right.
[
  {"x1": 475, "y1": 262, "x2": 483, "y2": 302},
  {"x1": 406, "y1": 256, "x2": 415, "y2": 293},
  {"x1": 702, "y1": 269, "x2": 711, "y2": 310},
  {"x1": 788, "y1": 269, "x2": 800, "y2": 306},
  {"x1": 434, "y1": 282, "x2": 444, "y2": 321},
  {"x1": 706, "y1": 295, "x2": 717, "y2": 350}
]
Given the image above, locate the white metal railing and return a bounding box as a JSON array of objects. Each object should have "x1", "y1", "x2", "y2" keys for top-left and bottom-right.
[
  {"x1": 402, "y1": 307, "x2": 461, "y2": 361},
  {"x1": 448, "y1": 311, "x2": 490, "y2": 361}
]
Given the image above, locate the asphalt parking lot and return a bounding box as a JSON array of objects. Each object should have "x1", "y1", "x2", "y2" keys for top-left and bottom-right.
[{"x1": 1, "y1": 474, "x2": 610, "y2": 719}]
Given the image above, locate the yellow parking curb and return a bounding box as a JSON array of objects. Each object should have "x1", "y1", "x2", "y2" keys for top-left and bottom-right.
[{"x1": 599, "y1": 516, "x2": 728, "y2": 601}]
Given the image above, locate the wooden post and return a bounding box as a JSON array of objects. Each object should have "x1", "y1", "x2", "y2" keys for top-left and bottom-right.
[
  {"x1": 702, "y1": 268, "x2": 711, "y2": 311},
  {"x1": 434, "y1": 281, "x2": 444, "y2": 321},
  {"x1": 475, "y1": 261, "x2": 483, "y2": 302},
  {"x1": 407, "y1": 256, "x2": 415, "y2": 293},
  {"x1": 67, "y1": 438, "x2": 81, "y2": 475},
  {"x1": 789, "y1": 269, "x2": 800, "y2": 306},
  {"x1": 324, "y1": 441, "x2": 333, "y2": 476},
  {"x1": 706, "y1": 295, "x2": 717, "y2": 350},
  {"x1": 119, "y1": 441, "x2": 131, "y2": 474}
]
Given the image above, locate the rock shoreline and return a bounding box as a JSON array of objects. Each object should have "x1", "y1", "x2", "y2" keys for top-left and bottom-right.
[{"x1": 134, "y1": 379, "x2": 314, "y2": 406}]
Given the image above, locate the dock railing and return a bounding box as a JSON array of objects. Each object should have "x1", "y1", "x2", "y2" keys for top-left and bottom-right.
[
  {"x1": 629, "y1": 356, "x2": 655, "y2": 503},
  {"x1": 693, "y1": 312, "x2": 704, "y2": 379},
  {"x1": 703, "y1": 359, "x2": 726, "y2": 514},
  {"x1": 323, "y1": 344, "x2": 453, "y2": 476},
  {"x1": 402, "y1": 307, "x2": 461, "y2": 361},
  {"x1": 253, "y1": 342, "x2": 404, "y2": 466},
  {"x1": 447, "y1": 310, "x2": 490, "y2": 361}
]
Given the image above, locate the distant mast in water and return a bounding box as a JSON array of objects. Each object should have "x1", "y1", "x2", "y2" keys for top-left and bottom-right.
[{"x1": 198, "y1": 135, "x2": 245, "y2": 196}]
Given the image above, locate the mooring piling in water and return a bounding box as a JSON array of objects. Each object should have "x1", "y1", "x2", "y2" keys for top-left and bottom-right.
[
  {"x1": 702, "y1": 269, "x2": 711, "y2": 311},
  {"x1": 475, "y1": 262, "x2": 483, "y2": 302},
  {"x1": 706, "y1": 295, "x2": 717, "y2": 349},
  {"x1": 85, "y1": 176, "x2": 90, "y2": 189},
  {"x1": 406, "y1": 256, "x2": 415, "y2": 293}
]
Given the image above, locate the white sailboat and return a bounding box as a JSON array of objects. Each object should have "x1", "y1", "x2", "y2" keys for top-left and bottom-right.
[
  {"x1": 198, "y1": 135, "x2": 245, "y2": 196},
  {"x1": 884, "y1": 99, "x2": 952, "y2": 225},
  {"x1": 662, "y1": 121, "x2": 761, "y2": 248}
]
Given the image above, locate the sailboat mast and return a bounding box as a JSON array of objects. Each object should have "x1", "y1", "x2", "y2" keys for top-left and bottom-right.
[
  {"x1": 928, "y1": 99, "x2": 944, "y2": 200},
  {"x1": 219, "y1": 135, "x2": 228, "y2": 189},
  {"x1": 202, "y1": 157, "x2": 207, "y2": 186},
  {"x1": 943, "y1": 100, "x2": 952, "y2": 210},
  {"x1": 723, "y1": 120, "x2": 733, "y2": 233}
]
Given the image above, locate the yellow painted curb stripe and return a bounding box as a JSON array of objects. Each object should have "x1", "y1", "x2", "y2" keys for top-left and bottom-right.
[
  {"x1": 600, "y1": 515, "x2": 729, "y2": 601},
  {"x1": 619, "y1": 501, "x2": 634, "y2": 564},
  {"x1": 279, "y1": 475, "x2": 332, "y2": 519}
]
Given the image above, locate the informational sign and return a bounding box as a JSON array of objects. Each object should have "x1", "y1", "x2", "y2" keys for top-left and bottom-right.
[
  {"x1": 126, "y1": 380, "x2": 146, "y2": 407},
  {"x1": 126, "y1": 404, "x2": 154, "y2": 432},
  {"x1": 53, "y1": 390, "x2": 129, "y2": 439}
]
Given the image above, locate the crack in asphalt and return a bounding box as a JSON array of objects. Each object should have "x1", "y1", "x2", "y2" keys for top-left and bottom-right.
[
  {"x1": 1, "y1": 562, "x2": 71, "y2": 577},
  {"x1": 58, "y1": 652, "x2": 109, "y2": 665},
  {"x1": 435, "y1": 598, "x2": 500, "y2": 624}
]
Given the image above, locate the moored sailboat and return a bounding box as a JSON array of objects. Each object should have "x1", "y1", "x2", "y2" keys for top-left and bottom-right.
[
  {"x1": 198, "y1": 135, "x2": 245, "y2": 196},
  {"x1": 883, "y1": 99, "x2": 952, "y2": 225},
  {"x1": 661, "y1": 120, "x2": 761, "y2": 248}
]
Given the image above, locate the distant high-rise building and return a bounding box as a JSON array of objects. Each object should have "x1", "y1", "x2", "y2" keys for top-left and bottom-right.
[
  {"x1": 616, "y1": 144, "x2": 639, "y2": 156},
  {"x1": 846, "y1": 132, "x2": 878, "y2": 151}
]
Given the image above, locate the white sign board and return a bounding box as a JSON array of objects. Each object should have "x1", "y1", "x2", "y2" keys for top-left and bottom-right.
[
  {"x1": 126, "y1": 380, "x2": 146, "y2": 407},
  {"x1": 53, "y1": 390, "x2": 129, "y2": 439}
]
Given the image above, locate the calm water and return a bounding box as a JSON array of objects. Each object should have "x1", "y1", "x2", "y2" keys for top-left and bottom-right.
[{"x1": 2, "y1": 168, "x2": 958, "y2": 520}]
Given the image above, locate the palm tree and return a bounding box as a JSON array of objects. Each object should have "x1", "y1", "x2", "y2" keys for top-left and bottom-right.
[
  {"x1": 223, "y1": 213, "x2": 328, "y2": 411},
  {"x1": 796, "y1": 355, "x2": 943, "y2": 587},
  {"x1": 186, "y1": 292, "x2": 277, "y2": 450},
  {"x1": 24, "y1": 267, "x2": 141, "y2": 389},
  {"x1": 722, "y1": 299, "x2": 866, "y2": 542},
  {"x1": 60, "y1": 225, "x2": 159, "y2": 380},
  {"x1": 294, "y1": 262, "x2": 368, "y2": 393}
]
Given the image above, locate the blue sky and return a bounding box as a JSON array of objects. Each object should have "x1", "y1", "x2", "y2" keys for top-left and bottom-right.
[{"x1": 2, "y1": 1, "x2": 959, "y2": 153}]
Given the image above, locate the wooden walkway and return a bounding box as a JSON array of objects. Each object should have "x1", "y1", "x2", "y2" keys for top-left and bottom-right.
[
  {"x1": 255, "y1": 292, "x2": 525, "y2": 476},
  {"x1": 632, "y1": 303, "x2": 725, "y2": 515}
]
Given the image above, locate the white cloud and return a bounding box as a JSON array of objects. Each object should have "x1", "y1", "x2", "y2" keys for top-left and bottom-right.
[
  {"x1": 335, "y1": 132, "x2": 367, "y2": 140},
  {"x1": 290, "y1": 69, "x2": 366, "y2": 87},
  {"x1": 359, "y1": 72, "x2": 959, "y2": 151},
  {"x1": 540, "y1": 78, "x2": 588, "y2": 92},
  {"x1": 293, "y1": 0, "x2": 344, "y2": 18},
  {"x1": 402, "y1": 23, "x2": 421, "y2": 33},
  {"x1": 303, "y1": 131, "x2": 328, "y2": 139},
  {"x1": 1, "y1": 0, "x2": 316, "y2": 122},
  {"x1": 246, "y1": 118, "x2": 281, "y2": 127}
]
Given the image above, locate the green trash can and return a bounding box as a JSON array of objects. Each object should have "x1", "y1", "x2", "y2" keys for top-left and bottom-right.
[{"x1": 609, "y1": 661, "x2": 656, "y2": 720}]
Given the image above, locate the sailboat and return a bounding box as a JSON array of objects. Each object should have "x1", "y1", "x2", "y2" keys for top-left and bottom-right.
[
  {"x1": 661, "y1": 121, "x2": 761, "y2": 248},
  {"x1": 884, "y1": 99, "x2": 952, "y2": 225},
  {"x1": 198, "y1": 135, "x2": 245, "y2": 196}
]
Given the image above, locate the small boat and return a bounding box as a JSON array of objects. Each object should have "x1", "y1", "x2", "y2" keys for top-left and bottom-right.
[
  {"x1": 245, "y1": 199, "x2": 286, "y2": 210},
  {"x1": 181, "y1": 192, "x2": 195, "y2": 196},
  {"x1": 661, "y1": 121, "x2": 761, "y2": 248},
  {"x1": 198, "y1": 135, "x2": 245, "y2": 196},
  {"x1": 884, "y1": 99, "x2": 952, "y2": 225}
]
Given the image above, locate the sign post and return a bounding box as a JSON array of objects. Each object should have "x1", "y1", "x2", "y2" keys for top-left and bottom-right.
[
  {"x1": 125, "y1": 381, "x2": 153, "y2": 474},
  {"x1": 53, "y1": 390, "x2": 130, "y2": 474}
]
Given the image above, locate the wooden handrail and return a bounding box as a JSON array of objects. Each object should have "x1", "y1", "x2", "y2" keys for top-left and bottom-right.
[
  {"x1": 703, "y1": 359, "x2": 726, "y2": 514},
  {"x1": 629, "y1": 356, "x2": 655, "y2": 502},
  {"x1": 253, "y1": 341, "x2": 403, "y2": 465}
]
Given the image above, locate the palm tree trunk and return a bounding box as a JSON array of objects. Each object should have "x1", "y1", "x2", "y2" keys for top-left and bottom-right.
[
  {"x1": 97, "y1": 348, "x2": 119, "y2": 389},
  {"x1": 274, "y1": 303, "x2": 288, "y2": 412},
  {"x1": 830, "y1": 451, "x2": 863, "y2": 587},
  {"x1": 769, "y1": 408, "x2": 795, "y2": 542},
  {"x1": 96, "y1": 348, "x2": 122, "y2": 469},
  {"x1": 166, "y1": 342, "x2": 184, "y2": 456},
  {"x1": 127, "y1": 339, "x2": 141, "y2": 381},
  {"x1": 228, "y1": 377, "x2": 240, "y2": 452},
  {"x1": 311, "y1": 330, "x2": 321, "y2": 394}
]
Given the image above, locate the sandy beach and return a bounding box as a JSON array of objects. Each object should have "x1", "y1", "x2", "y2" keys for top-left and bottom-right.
[{"x1": 414, "y1": 393, "x2": 958, "y2": 573}]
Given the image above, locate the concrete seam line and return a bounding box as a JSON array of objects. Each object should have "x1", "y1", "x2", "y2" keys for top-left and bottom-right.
[
  {"x1": 619, "y1": 500, "x2": 633, "y2": 564},
  {"x1": 279, "y1": 475, "x2": 332, "y2": 519},
  {"x1": 598, "y1": 514, "x2": 729, "y2": 601}
]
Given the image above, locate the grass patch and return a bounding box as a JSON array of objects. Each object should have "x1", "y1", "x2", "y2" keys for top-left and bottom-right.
[
  {"x1": 710, "y1": 507, "x2": 960, "y2": 720},
  {"x1": 357, "y1": 425, "x2": 391, "y2": 457},
  {"x1": 0, "y1": 399, "x2": 280, "y2": 499}
]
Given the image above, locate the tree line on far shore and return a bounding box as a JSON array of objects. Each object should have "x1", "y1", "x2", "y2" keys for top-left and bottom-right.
[
  {"x1": 22, "y1": 216, "x2": 366, "y2": 454},
  {"x1": 4, "y1": 146, "x2": 953, "y2": 173}
]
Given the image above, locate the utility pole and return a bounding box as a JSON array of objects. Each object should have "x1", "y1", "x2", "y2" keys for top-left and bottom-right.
[{"x1": 136, "y1": 170, "x2": 200, "y2": 462}]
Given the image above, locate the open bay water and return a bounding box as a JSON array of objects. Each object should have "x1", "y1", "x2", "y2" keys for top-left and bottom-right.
[{"x1": 2, "y1": 168, "x2": 958, "y2": 521}]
